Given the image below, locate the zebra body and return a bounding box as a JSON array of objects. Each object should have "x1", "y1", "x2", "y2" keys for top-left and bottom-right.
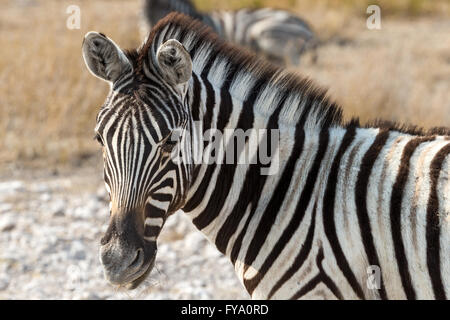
[
  {"x1": 142, "y1": 0, "x2": 317, "y2": 66},
  {"x1": 82, "y1": 13, "x2": 449, "y2": 299}
]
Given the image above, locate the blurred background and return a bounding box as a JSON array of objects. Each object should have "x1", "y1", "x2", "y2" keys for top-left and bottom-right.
[{"x1": 0, "y1": 0, "x2": 449, "y2": 299}]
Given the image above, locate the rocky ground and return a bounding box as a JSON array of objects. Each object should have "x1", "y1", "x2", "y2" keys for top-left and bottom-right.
[{"x1": 0, "y1": 163, "x2": 248, "y2": 299}]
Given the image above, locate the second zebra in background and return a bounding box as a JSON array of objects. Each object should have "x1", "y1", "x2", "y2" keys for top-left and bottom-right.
[{"x1": 141, "y1": 0, "x2": 318, "y2": 66}]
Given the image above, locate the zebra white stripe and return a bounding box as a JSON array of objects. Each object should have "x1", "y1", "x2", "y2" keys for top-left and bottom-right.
[
  {"x1": 82, "y1": 13, "x2": 449, "y2": 298},
  {"x1": 141, "y1": 0, "x2": 317, "y2": 66}
]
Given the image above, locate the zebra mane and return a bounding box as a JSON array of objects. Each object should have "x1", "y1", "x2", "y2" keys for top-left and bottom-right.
[
  {"x1": 128, "y1": 13, "x2": 449, "y2": 136},
  {"x1": 131, "y1": 12, "x2": 343, "y2": 128}
]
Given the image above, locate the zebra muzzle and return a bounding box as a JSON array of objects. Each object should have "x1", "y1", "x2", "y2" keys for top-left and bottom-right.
[
  {"x1": 99, "y1": 209, "x2": 157, "y2": 288},
  {"x1": 100, "y1": 238, "x2": 157, "y2": 288}
]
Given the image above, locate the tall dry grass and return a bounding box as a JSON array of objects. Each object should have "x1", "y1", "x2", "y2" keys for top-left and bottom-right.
[
  {"x1": 0, "y1": 0, "x2": 142, "y2": 164},
  {"x1": 298, "y1": 18, "x2": 450, "y2": 127},
  {"x1": 0, "y1": 0, "x2": 449, "y2": 168},
  {"x1": 196, "y1": 0, "x2": 450, "y2": 17}
]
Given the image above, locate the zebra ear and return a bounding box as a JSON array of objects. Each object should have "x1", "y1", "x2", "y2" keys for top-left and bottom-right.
[
  {"x1": 82, "y1": 32, "x2": 132, "y2": 83},
  {"x1": 156, "y1": 39, "x2": 192, "y2": 87}
]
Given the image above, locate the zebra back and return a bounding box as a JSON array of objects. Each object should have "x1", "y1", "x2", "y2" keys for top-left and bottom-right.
[{"x1": 143, "y1": 0, "x2": 216, "y2": 30}]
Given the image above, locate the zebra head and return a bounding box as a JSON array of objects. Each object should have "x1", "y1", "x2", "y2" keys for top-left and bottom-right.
[{"x1": 82, "y1": 32, "x2": 193, "y2": 289}]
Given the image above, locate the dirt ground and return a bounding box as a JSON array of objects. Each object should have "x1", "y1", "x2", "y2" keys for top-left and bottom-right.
[{"x1": 0, "y1": 159, "x2": 248, "y2": 299}]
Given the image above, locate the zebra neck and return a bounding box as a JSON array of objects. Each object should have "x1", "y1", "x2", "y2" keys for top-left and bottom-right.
[{"x1": 181, "y1": 67, "x2": 346, "y2": 254}]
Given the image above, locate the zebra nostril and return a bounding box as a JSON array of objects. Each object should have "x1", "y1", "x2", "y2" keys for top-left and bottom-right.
[
  {"x1": 100, "y1": 235, "x2": 109, "y2": 246},
  {"x1": 128, "y1": 248, "x2": 144, "y2": 269}
]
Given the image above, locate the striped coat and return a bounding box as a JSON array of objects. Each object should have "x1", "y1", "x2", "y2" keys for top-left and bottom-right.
[{"x1": 82, "y1": 13, "x2": 449, "y2": 299}]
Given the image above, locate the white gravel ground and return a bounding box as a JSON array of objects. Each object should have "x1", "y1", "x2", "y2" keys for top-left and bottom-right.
[{"x1": 0, "y1": 165, "x2": 248, "y2": 299}]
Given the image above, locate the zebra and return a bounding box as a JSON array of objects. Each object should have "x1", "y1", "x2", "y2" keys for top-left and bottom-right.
[
  {"x1": 81, "y1": 13, "x2": 450, "y2": 299},
  {"x1": 140, "y1": 0, "x2": 318, "y2": 66}
]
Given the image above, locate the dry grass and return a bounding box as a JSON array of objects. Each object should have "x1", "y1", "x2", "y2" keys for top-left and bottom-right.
[
  {"x1": 0, "y1": 0, "x2": 449, "y2": 168},
  {"x1": 0, "y1": 0, "x2": 142, "y2": 164},
  {"x1": 298, "y1": 17, "x2": 450, "y2": 127},
  {"x1": 197, "y1": 0, "x2": 450, "y2": 17}
]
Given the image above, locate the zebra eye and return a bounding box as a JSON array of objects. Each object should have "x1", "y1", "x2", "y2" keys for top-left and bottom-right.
[
  {"x1": 161, "y1": 139, "x2": 177, "y2": 153},
  {"x1": 93, "y1": 133, "x2": 104, "y2": 146},
  {"x1": 160, "y1": 130, "x2": 181, "y2": 153}
]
